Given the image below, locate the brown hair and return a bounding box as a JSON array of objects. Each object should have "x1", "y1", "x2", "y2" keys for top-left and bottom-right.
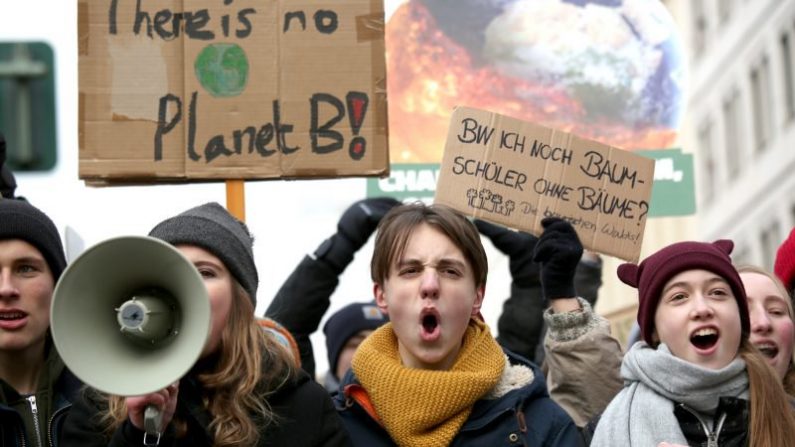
[
  {"x1": 736, "y1": 264, "x2": 795, "y2": 396},
  {"x1": 97, "y1": 283, "x2": 296, "y2": 446},
  {"x1": 739, "y1": 339, "x2": 795, "y2": 445},
  {"x1": 370, "y1": 203, "x2": 487, "y2": 287}
]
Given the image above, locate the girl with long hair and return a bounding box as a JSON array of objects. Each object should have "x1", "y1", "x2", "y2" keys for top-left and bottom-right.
[
  {"x1": 61, "y1": 203, "x2": 350, "y2": 447},
  {"x1": 591, "y1": 240, "x2": 795, "y2": 446}
]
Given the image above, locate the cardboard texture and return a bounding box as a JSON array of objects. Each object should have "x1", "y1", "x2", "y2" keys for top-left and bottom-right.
[
  {"x1": 78, "y1": 0, "x2": 388, "y2": 183},
  {"x1": 435, "y1": 107, "x2": 655, "y2": 263}
]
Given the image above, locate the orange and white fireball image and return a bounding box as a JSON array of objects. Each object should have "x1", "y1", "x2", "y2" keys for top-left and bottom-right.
[{"x1": 386, "y1": 0, "x2": 685, "y2": 163}]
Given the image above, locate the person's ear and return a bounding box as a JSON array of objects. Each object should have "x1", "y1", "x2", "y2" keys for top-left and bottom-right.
[
  {"x1": 471, "y1": 285, "x2": 485, "y2": 316},
  {"x1": 374, "y1": 283, "x2": 389, "y2": 315}
]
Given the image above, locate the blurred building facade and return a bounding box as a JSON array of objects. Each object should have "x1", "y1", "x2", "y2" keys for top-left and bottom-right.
[
  {"x1": 598, "y1": 0, "x2": 795, "y2": 345},
  {"x1": 678, "y1": 0, "x2": 795, "y2": 267}
]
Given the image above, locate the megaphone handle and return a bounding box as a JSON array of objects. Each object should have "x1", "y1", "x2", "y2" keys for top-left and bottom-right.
[{"x1": 143, "y1": 405, "x2": 163, "y2": 446}]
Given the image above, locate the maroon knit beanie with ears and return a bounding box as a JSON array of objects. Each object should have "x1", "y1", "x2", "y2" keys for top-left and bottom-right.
[
  {"x1": 775, "y1": 227, "x2": 795, "y2": 293},
  {"x1": 617, "y1": 240, "x2": 750, "y2": 345}
]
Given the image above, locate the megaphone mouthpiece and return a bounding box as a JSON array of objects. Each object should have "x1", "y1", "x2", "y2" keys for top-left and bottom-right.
[{"x1": 116, "y1": 289, "x2": 179, "y2": 346}]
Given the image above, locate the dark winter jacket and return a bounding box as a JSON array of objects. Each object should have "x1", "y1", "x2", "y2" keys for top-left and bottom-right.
[
  {"x1": 0, "y1": 341, "x2": 81, "y2": 447},
  {"x1": 60, "y1": 367, "x2": 351, "y2": 447},
  {"x1": 674, "y1": 396, "x2": 748, "y2": 447},
  {"x1": 333, "y1": 350, "x2": 582, "y2": 446}
]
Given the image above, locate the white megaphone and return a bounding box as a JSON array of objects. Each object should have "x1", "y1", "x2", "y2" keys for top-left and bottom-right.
[{"x1": 51, "y1": 236, "x2": 210, "y2": 439}]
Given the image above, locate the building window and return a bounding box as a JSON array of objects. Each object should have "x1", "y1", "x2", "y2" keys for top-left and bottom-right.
[
  {"x1": 692, "y1": 0, "x2": 708, "y2": 57},
  {"x1": 750, "y1": 55, "x2": 773, "y2": 151},
  {"x1": 781, "y1": 31, "x2": 795, "y2": 122},
  {"x1": 722, "y1": 89, "x2": 743, "y2": 176},
  {"x1": 698, "y1": 119, "x2": 716, "y2": 204},
  {"x1": 760, "y1": 221, "x2": 782, "y2": 271}
]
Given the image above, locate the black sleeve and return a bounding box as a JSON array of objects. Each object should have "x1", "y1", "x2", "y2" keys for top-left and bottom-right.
[
  {"x1": 574, "y1": 258, "x2": 603, "y2": 307},
  {"x1": 496, "y1": 280, "x2": 546, "y2": 364},
  {"x1": 265, "y1": 254, "x2": 342, "y2": 379}
]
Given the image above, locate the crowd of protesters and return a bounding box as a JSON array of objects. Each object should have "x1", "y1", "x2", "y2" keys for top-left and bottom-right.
[{"x1": 3, "y1": 139, "x2": 795, "y2": 445}]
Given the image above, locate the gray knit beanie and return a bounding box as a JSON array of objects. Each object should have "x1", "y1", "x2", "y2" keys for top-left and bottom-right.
[
  {"x1": 149, "y1": 202, "x2": 258, "y2": 304},
  {"x1": 0, "y1": 198, "x2": 67, "y2": 281}
]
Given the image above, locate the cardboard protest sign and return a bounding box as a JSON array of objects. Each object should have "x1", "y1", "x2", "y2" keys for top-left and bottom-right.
[
  {"x1": 78, "y1": 0, "x2": 388, "y2": 183},
  {"x1": 435, "y1": 107, "x2": 655, "y2": 262}
]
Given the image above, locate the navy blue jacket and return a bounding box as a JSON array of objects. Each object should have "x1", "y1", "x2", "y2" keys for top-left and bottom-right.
[{"x1": 333, "y1": 350, "x2": 582, "y2": 446}]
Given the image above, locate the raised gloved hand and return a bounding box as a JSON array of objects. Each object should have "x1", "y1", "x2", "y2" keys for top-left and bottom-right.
[
  {"x1": 315, "y1": 197, "x2": 402, "y2": 273},
  {"x1": 532, "y1": 217, "x2": 583, "y2": 300},
  {"x1": 475, "y1": 219, "x2": 539, "y2": 287},
  {"x1": 337, "y1": 197, "x2": 402, "y2": 250}
]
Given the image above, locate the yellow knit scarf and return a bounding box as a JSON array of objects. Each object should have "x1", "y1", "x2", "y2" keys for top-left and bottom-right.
[{"x1": 351, "y1": 319, "x2": 505, "y2": 447}]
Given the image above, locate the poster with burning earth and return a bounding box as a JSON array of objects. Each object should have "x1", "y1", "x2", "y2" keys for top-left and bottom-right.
[{"x1": 384, "y1": 0, "x2": 685, "y2": 164}]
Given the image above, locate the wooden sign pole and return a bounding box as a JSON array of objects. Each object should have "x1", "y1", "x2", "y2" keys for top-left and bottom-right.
[{"x1": 225, "y1": 180, "x2": 246, "y2": 222}]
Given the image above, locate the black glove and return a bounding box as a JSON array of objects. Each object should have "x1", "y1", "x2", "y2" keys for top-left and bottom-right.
[
  {"x1": 532, "y1": 217, "x2": 583, "y2": 300},
  {"x1": 337, "y1": 197, "x2": 401, "y2": 250},
  {"x1": 475, "y1": 219, "x2": 539, "y2": 288},
  {"x1": 314, "y1": 197, "x2": 401, "y2": 273}
]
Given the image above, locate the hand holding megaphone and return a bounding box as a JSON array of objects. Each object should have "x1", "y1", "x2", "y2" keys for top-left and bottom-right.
[{"x1": 127, "y1": 382, "x2": 179, "y2": 434}]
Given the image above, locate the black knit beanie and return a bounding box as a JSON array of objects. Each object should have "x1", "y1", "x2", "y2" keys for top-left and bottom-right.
[
  {"x1": 149, "y1": 202, "x2": 258, "y2": 304},
  {"x1": 0, "y1": 198, "x2": 67, "y2": 280}
]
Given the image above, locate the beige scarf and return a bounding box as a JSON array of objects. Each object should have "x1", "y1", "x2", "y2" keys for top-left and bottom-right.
[{"x1": 351, "y1": 319, "x2": 505, "y2": 447}]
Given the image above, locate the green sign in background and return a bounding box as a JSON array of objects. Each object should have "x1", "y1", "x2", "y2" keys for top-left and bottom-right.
[
  {"x1": 638, "y1": 148, "x2": 696, "y2": 217},
  {"x1": 0, "y1": 42, "x2": 57, "y2": 171},
  {"x1": 367, "y1": 149, "x2": 695, "y2": 218}
]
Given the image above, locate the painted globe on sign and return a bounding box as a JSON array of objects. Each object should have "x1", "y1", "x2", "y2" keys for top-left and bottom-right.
[
  {"x1": 386, "y1": 0, "x2": 686, "y2": 162},
  {"x1": 194, "y1": 43, "x2": 249, "y2": 97}
]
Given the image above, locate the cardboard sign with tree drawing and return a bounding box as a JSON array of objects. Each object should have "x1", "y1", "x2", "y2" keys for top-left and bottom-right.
[
  {"x1": 78, "y1": 0, "x2": 388, "y2": 184},
  {"x1": 435, "y1": 106, "x2": 655, "y2": 262}
]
